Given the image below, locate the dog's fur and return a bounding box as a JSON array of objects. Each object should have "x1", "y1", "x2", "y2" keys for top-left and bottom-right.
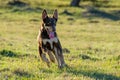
[{"x1": 37, "y1": 9, "x2": 66, "y2": 68}]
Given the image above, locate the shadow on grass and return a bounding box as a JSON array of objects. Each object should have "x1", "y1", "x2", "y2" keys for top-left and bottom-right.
[
  {"x1": 61, "y1": 6, "x2": 120, "y2": 21},
  {"x1": 82, "y1": 7, "x2": 120, "y2": 21},
  {"x1": 79, "y1": 54, "x2": 99, "y2": 61},
  {"x1": 60, "y1": 10, "x2": 74, "y2": 16},
  {"x1": 39, "y1": 68, "x2": 53, "y2": 73},
  {"x1": 8, "y1": 0, "x2": 27, "y2": 7},
  {"x1": 0, "y1": 49, "x2": 18, "y2": 57},
  {"x1": 66, "y1": 67, "x2": 120, "y2": 80},
  {"x1": 13, "y1": 68, "x2": 33, "y2": 78},
  {"x1": 0, "y1": 49, "x2": 37, "y2": 58},
  {"x1": 11, "y1": 7, "x2": 42, "y2": 13},
  {"x1": 38, "y1": 66, "x2": 120, "y2": 80},
  {"x1": 0, "y1": 68, "x2": 10, "y2": 72}
]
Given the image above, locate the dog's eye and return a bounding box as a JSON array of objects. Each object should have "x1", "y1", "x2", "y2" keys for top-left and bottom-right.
[{"x1": 45, "y1": 22, "x2": 51, "y2": 26}]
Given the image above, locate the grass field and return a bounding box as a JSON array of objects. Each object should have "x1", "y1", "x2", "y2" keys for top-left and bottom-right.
[{"x1": 0, "y1": 0, "x2": 120, "y2": 80}]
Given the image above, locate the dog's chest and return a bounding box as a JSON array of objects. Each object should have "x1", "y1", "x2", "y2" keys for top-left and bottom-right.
[{"x1": 42, "y1": 37, "x2": 58, "y2": 49}]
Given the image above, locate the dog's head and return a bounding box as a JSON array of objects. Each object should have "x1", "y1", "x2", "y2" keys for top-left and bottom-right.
[
  {"x1": 42, "y1": 9, "x2": 58, "y2": 31},
  {"x1": 42, "y1": 9, "x2": 58, "y2": 38}
]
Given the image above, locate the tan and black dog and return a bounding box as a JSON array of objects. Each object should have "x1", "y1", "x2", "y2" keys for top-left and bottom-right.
[{"x1": 37, "y1": 9, "x2": 66, "y2": 68}]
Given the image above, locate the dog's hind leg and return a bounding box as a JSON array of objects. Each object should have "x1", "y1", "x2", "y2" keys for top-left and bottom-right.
[{"x1": 39, "y1": 46, "x2": 50, "y2": 67}]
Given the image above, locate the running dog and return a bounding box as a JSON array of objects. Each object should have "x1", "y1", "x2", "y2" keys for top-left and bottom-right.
[{"x1": 37, "y1": 9, "x2": 66, "y2": 68}]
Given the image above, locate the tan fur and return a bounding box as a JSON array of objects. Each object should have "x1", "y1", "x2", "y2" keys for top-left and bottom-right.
[{"x1": 42, "y1": 37, "x2": 58, "y2": 49}]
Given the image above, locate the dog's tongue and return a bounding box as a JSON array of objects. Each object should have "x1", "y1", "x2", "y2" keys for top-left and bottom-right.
[{"x1": 49, "y1": 32, "x2": 54, "y2": 39}]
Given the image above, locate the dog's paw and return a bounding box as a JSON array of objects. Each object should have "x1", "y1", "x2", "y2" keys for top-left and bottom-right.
[{"x1": 58, "y1": 63, "x2": 68, "y2": 69}]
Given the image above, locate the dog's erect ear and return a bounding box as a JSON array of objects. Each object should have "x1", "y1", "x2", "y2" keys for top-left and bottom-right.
[
  {"x1": 42, "y1": 9, "x2": 48, "y2": 20},
  {"x1": 53, "y1": 9, "x2": 58, "y2": 21}
]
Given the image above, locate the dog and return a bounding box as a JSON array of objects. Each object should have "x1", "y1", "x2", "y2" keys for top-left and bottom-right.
[{"x1": 37, "y1": 9, "x2": 66, "y2": 68}]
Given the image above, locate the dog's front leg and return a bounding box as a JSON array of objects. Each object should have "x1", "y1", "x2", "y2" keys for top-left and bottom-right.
[
  {"x1": 47, "y1": 50, "x2": 55, "y2": 63},
  {"x1": 58, "y1": 48, "x2": 66, "y2": 68},
  {"x1": 38, "y1": 46, "x2": 50, "y2": 67},
  {"x1": 57, "y1": 40, "x2": 66, "y2": 68},
  {"x1": 53, "y1": 47, "x2": 61, "y2": 68}
]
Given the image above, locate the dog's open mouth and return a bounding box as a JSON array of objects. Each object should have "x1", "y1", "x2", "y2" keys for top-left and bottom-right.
[
  {"x1": 48, "y1": 31, "x2": 55, "y2": 39},
  {"x1": 46, "y1": 29, "x2": 55, "y2": 39},
  {"x1": 45, "y1": 26, "x2": 55, "y2": 39}
]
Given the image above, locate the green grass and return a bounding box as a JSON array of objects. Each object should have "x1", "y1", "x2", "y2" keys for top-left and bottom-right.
[{"x1": 0, "y1": 0, "x2": 120, "y2": 80}]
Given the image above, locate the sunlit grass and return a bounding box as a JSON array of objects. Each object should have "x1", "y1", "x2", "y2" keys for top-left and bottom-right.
[{"x1": 0, "y1": 0, "x2": 120, "y2": 80}]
